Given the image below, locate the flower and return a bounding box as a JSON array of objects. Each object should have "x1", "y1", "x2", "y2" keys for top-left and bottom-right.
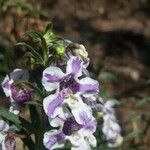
[
  {"x1": 0, "y1": 120, "x2": 16, "y2": 150},
  {"x1": 102, "y1": 100, "x2": 123, "y2": 148},
  {"x1": 1, "y1": 69, "x2": 32, "y2": 110},
  {"x1": 44, "y1": 109, "x2": 97, "y2": 150},
  {"x1": 42, "y1": 56, "x2": 99, "y2": 117},
  {"x1": 66, "y1": 43, "x2": 90, "y2": 76}
]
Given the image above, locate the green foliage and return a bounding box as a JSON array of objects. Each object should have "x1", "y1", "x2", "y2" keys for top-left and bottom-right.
[
  {"x1": 0, "y1": 108, "x2": 34, "y2": 133},
  {"x1": 98, "y1": 71, "x2": 118, "y2": 81},
  {"x1": 16, "y1": 23, "x2": 66, "y2": 68},
  {"x1": 135, "y1": 97, "x2": 150, "y2": 108},
  {"x1": 0, "y1": 0, "x2": 46, "y2": 17},
  {"x1": 124, "y1": 130, "x2": 142, "y2": 141}
]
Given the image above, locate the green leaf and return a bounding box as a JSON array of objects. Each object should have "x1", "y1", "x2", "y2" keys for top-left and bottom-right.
[
  {"x1": 26, "y1": 31, "x2": 40, "y2": 41},
  {"x1": 16, "y1": 42, "x2": 43, "y2": 62},
  {"x1": 124, "y1": 130, "x2": 142, "y2": 140},
  {"x1": 98, "y1": 71, "x2": 118, "y2": 81},
  {"x1": 0, "y1": 108, "x2": 21, "y2": 124},
  {"x1": 0, "y1": 108, "x2": 34, "y2": 133},
  {"x1": 127, "y1": 114, "x2": 142, "y2": 122},
  {"x1": 25, "y1": 101, "x2": 42, "y2": 106},
  {"x1": 43, "y1": 23, "x2": 54, "y2": 43},
  {"x1": 135, "y1": 97, "x2": 150, "y2": 108},
  {"x1": 26, "y1": 31, "x2": 48, "y2": 64}
]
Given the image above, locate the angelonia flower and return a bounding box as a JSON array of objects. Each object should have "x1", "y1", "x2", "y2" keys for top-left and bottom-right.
[
  {"x1": 0, "y1": 120, "x2": 16, "y2": 150},
  {"x1": 102, "y1": 100, "x2": 123, "y2": 148},
  {"x1": 1, "y1": 69, "x2": 32, "y2": 114},
  {"x1": 41, "y1": 40, "x2": 123, "y2": 149},
  {"x1": 1, "y1": 25, "x2": 123, "y2": 150}
]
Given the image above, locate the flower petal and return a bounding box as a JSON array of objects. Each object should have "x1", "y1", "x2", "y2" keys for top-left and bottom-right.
[
  {"x1": 10, "y1": 69, "x2": 29, "y2": 81},
  {"x1": 0, "y1": 120, "x2": 9, "y2": 133},
  {"x1": 67, "y1": 132, "x2": 83, "y2": 147},
  {"x1": 1, "y1": 75, "x2": 12, "y2": 97},
  {"x1": 73, "y1": 108, "x2": 97, "y2": 136},
  {"x1": 71, "y1": 138, "x2": 91, "y2": 150},
  {"x1": 9, "y1": 103, "x2": 20, "y2": 115},
  {"x1": 78, "y1": 77, "x2": 99, "y2": 93},
  {"x1": 87, "y1": 134, "x2": 97, "y2": 147},
  {"x1": 42, "y1": 66, "x2": 64, "y2": 91},
  {"x1": 43, "y1": 93, "x2": 64, "y2": 117},
  {"x1": 66, "y1": 56, "x2": 83, "y2": 76},
  {"x1": 49, "y1": 117, "x2": 65, "y2": 128},
  {"x1": 43, "y1": 130, "x2": 65, "y2": 150}
]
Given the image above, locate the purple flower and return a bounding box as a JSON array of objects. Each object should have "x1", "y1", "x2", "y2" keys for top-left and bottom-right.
[
  {"x1": 0, "y1": 120, "x2": 16, "y2": 150},
  {"x1": 10, "y1": 83, "x2": 33, "y2": 105},
  {"x1": 1, "y1": 69, "x2": 31, "y2": 109},
  {"x1": 102, "y1": 100, "x2": 123, "y2": 148},
  {"x1": 44, "y1": 111, "x2": 97, "y2": 150},
  {"x1": 42, "y1": 56, "x2": 99, "y2": 117}
]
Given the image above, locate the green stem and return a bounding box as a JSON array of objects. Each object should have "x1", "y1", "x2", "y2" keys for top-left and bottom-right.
[{"x1": 22, "y1": 136, "x2": 35, "y2": 150}]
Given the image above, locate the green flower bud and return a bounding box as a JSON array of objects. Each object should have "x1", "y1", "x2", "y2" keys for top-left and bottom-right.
[{"x1": 56, "y1": 45, "x2": 65, "y2": 56}]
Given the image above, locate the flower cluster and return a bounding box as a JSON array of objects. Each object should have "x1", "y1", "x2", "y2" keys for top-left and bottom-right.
[
  {"x1": 102, "y1": 100, "x2": 123, "y2": 148},
  {"x1": 0, "y1": 25, "x2": 123, "y2": 150},
  {"x1": 42, "y1": 44, "x2": 99, "y2": 150}
]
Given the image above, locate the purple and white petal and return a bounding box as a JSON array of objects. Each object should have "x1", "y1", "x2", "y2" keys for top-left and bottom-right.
[
  {"x1": 74, "y1": 110, "x2": 97, "y2": 136},
  {"x1": 42, "y1": 66, "x2": 65, "y2": 91},
  {"x1": 78, "y1": 77, "x2": 99, "y2": 93},
  {"x1": 82, "y1": 94, "x2": 104, "y2": 111},
  {"x1": 0, "y1": 120, "x2": 9, "y2": 133},
  {"x1": 10, "y1": 69, "x2": 29, "y2": 81},
  {"x1": 49, "y1": 117, "x2": 65, "y2": 128},
  {"x1": 66, "y1": 56, "x2": 83, "y2": 77},
  {"x1": 1, "y1": 75, "x2": 12, "y2": 97},
  {"x1": 43, "y1": 92, "x2": 64, "y2": 117},
  {"x1": 44, "y1": 130, "x2": 65, "y2": 150}
]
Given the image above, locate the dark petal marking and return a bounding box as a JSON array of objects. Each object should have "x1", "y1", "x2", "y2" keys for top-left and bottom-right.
[
  {"x1": 62, "y1": 118, "x2": 82, "y2": 135},
  {"x1": 11, "y1": 84, "x2": 32, "y2": 105},
  {"x1": 59, "y1": 74, "x2": 79, "y2": 93}
]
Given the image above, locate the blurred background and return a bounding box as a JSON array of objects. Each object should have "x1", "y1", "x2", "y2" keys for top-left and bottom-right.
[{"x1": 0, "y1": 0, "x2": 150, "y2": 149}]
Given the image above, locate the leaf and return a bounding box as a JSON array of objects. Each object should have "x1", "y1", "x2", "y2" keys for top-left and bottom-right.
[
  {"x1": 16, "y1": 42, "x2": 43, "y2": 62},
  {"x1": 135, "y1": 97, "x2": 150, "y2": 108},
  {"x1": 26, "y1": 31, "x2": 40, "y2": 41},
  {"x1": 25, "y1": 101, "x2": 42, "y2": 106},
  {"x1": 0, "y1": 108, "x2": 34, "y2": 133},
  {"x1": 0, "y1": 108, "x2": 21, "y2": 124},
  {"x1": 44, "y1": 23, "x2": 53, "y2": 40},
  {"x1": 124, "y1": 130, "x2": 142, "y2": 140},
  {"x1": 98, "y1": 71, "x2": 118, "y2": 81},
  {"x1": 127, "y1": 114, "x2": 142, "y2": 122},
  {"x1": 26, "y1": 31, "x2": 48, "y2": 64}
]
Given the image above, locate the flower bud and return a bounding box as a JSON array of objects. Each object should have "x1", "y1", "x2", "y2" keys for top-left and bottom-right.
[
  {"x1": 73, "y1": 44, "x2": 88, "y2": 59},
  {"x1": 56, "y1": 45, "x2": 65, "y2": 56},
  {"x1": 11, "y1": 83, "x2": 33, "y2": 105}
]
